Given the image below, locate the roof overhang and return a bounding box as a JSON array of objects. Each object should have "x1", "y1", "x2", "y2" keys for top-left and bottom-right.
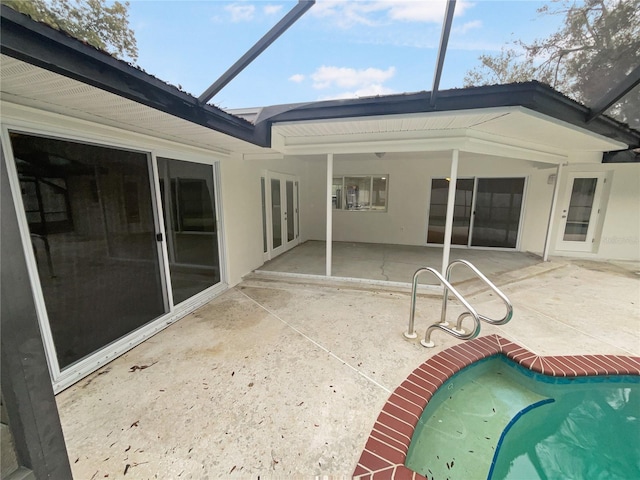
[
  {"x1": 257, "y1": 82, "x2": 639, "y2": 148},
  {"x1": 0, "y1": 5, "x2": 270, "y2": 148},
  {"x1": 267, "y1": 106, "x2": 628, "y2": 164},
  {"x1": 0, "y1": 55, "x2": 272, "y2": 156}
]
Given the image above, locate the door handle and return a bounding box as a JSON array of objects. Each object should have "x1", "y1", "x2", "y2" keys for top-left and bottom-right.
[{"x1": 561, "y1": 215, "x2": 567, "y2": 218}]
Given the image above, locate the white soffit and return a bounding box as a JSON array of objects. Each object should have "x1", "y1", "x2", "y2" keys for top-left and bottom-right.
[
  {"x1": 272, "y1": 107, "x2": 626, "y2": 155},
  {"x1": 474, "y1": 107, "x2": 625, "y2": 152},
  {"x1": 0, "y1": 55, "x2": 269, "y2": 156}
]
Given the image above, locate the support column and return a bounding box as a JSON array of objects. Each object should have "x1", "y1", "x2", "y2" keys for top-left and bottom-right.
[
  {"x1": 441, "y1": 149, "x2": 459, "y2": 274},
  {"x1": 326, "y1": 153, "x2": 333, "y2": 276},
  {"x1": 1, "y1": 144, "x2": 72, "y2": 479},
  {"x1": 543, "y1": 162, "x2": 565, "y2": 261}
]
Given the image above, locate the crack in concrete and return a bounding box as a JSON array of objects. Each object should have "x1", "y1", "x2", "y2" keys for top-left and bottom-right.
[
  {"x1": 379, "y1": 246, "x2": 390, "y2": 281},
  {"x1": 237, "y1": 287, "x2": 392, "y2": 394}
]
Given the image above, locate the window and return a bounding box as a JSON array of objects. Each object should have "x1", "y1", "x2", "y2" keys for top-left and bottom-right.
[{"x1": 332, "y1": 175, "x2": 388, "y2": 211}]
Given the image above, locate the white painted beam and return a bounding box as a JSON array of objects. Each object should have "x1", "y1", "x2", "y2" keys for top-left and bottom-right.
[
  {"x1": 326, "y1": 153, "x2": 333, "y2": 276},
  {"x1": 543, "y1": 162, "x2": 566, "y2": 261},
  {"x1": 441, "y1": 149, "x2": 459, "y2": 274}
]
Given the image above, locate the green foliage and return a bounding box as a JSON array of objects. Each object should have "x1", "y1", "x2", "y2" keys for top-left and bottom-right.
[
  {"x1": 2, "y1": 0, "x2": 138, "y2": 61},
  {"x1": 464, "y1": 0, "x2": 639, "y2": 126},
  {"x1": 463, "y1": 47, "x2": 538, "y2": 86}
]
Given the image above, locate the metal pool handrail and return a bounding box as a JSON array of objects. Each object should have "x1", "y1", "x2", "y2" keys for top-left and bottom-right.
[
  {"x1": 445, "y1": 259, "x2": 513, "y2": 329},
  {"x1": 404, "y1": 267, "x2": 482, "y2": 347}
]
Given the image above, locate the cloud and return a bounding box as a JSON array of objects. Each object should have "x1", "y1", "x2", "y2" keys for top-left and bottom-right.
[
  {"x1": 383, "y1": 0, "x2": 448, "y2": 23},
  {"x1": 225, "y1": 3, "x2": 256, "y2": 22},
  {"x1": 311, "y1": 0, "x2": 474, "y2": 27},
  {"x1": 293, "y1": 65, "x2": 397, "y2": 101},
  {"x1": 319, "y1": 84, "x2": 397, "y2": 100},
  {"x1": 454, "y1": 19, "x2": 482, "y2": 34},
  {"x1": 311, "y1": 66, "x2": 396, "y2": 89},
  {"x1": 289, "y1": 73, "x2": 306, "y2": 83},
  {"x1": 264, "y1": 4, "x2": 283, "y2": 16}
]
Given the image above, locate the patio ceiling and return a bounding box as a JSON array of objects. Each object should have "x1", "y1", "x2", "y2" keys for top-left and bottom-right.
[{"x1": 269, "y1": 107, "x2": 626, "y2": 163}]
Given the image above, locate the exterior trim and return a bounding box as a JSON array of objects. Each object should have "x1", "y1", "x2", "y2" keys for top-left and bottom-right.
[{"x1": 259, "y1": 83, "x2": 640, "y2": 148}]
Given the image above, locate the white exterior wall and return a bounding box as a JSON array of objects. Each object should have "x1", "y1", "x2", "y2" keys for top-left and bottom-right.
[
  {"x1": 598, "y1": 163, "x2": 640, "y2": 260},
  {"x1": 218, "y1": 154, "x2": 264, "y2": 287},
  {"x1": 3, "y1": 101, "x2": 638, "y2": 287},
  {"x1": 322, "y1": 152, "x2": 554, "y2": 255},
  {"x1": 220, "y1": 154, "x2": 326, "y2": 286},
  {"x1": 300, "y1": 158, "x2": 329, "y2": 242}
]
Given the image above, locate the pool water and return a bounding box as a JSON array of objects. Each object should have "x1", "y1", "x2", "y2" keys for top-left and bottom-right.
[{"x1": 405, "y1": 356, "x2": 640, "y2": 480}]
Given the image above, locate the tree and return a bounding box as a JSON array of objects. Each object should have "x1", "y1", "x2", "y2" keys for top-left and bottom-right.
[
  {"x1": 464, "y1": 0, "x2": 640, "y2": 127},
  {"x1": 463, "y1": 47, "x2": 538, "y2": 86},
  {"x1": 2, "y1": 0, "x2": 138, "y2": 61}
]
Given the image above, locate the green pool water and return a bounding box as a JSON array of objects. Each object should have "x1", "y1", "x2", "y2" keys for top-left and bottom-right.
[{"x1": 405, "y1": 355, "x2": 640, "y2": 480}]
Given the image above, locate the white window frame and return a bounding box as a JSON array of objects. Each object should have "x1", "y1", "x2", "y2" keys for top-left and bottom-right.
[{"x1": 332, "y1": 174, "x2": 389, "y2": 212}]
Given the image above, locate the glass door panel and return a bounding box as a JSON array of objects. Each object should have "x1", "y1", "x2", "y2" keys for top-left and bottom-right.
[
  {"x1": 563, "y1": 178, "x2": 597, "y2": 241},
  {"x1": 271, "y1": 178, "x2": 282, "y2": 249},
  {"x1": 263, "y1": 173, "x2": 299, "y2": 259},
  {"x1": 9, "y1": 132, "x2": 167, "y2": 369},
  {"x1": 158, "y1": 158, "x2": 220, "y2": 305},
  {"x1": 427, "y1": 178, "x2": 474, "y2": 245},
  {"x1": 261, "y1": 177, "x2": 268, "y2": 254},
  {"x1": 286, "y1": 180, "x2": 295, "y2": 242},
  {"x1": 556, "y1": 174, "x2": 605, "y2": 251},
  {"x1": 471, "y1": 178, "x2": 525, "y2": 248}
]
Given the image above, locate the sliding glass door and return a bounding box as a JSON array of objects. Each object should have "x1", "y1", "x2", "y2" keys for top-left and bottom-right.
[
  {"x1": 471, "y1": 178, "x2": 525, "y2": 248},
  {"x1": 7, "y1": 132, "x2": 224, "y2": 384},
  {"x1": 427, "y1": 178, "x2": 474, "y2": 245},
  {"x1": 158, "y1": 158, "x2": 221, "y2": 305},
  {"x1": 427, "y1": 177, "x2": 525, "y2": 249},
  {"x1": 9, "y1": 132, "x2": 167, "y2": 370}
]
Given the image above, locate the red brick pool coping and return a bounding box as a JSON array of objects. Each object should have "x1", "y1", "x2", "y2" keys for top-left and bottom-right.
[{"x1": 353, "y1": 334, "x2": 640, "y2": 479}]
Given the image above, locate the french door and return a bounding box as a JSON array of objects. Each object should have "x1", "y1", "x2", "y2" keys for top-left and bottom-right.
[
  {"x1": 262, "y1": 172, "x2": 299, "y2": 259},
  {"x1": 6, "y1": 130, "x2": 223, "y2": 386},
  {"x1": 427, "y1": 177, "x2": 526, "y2": 249},
  {"x1": 555, "y1": 173, "x2": 605, "y2": 252}
]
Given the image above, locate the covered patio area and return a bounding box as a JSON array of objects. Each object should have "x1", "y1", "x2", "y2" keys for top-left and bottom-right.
[{"x1": 257, "y1": 240, "x2": 544, "y2": 285}]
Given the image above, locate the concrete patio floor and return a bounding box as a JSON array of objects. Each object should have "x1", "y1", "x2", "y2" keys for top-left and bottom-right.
[
  {"x1": 56, "y1": 255, "x2": 640, "y2": 479},
  {"x1": 257, "y1": 241, "x2": 543, "y2": 284}
]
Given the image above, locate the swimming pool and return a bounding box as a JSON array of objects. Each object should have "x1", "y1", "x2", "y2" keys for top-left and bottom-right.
[
  {"x1": 405, "y1": 355, "x2": 640, "y2": 479},
  {"x1": 353, "y1": 335, "x2": 640, "y2": 480}
]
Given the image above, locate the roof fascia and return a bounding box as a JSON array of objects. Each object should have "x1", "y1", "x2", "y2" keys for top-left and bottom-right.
[
  {"x1": 0, "y1": 6, "x2": 268, "y2": 147},
  {"x1": 258, "y1": 82, "x2": 640, "y2": 148}
]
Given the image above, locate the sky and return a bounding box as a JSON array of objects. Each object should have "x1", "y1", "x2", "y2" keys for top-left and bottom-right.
[{"x1": 127, "y1": 1, "x2": 566, "y2": 109}]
